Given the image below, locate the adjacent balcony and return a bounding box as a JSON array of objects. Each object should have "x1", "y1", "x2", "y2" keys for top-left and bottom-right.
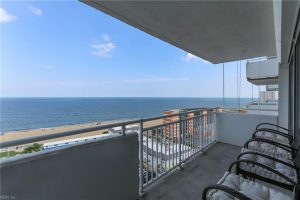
[{"x1": 246, "y1": 58, "x2": 279, "y2": 85}]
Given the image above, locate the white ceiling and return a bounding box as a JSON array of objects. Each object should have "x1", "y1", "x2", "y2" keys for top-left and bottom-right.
[{"x1": 82, "y1": 0, "x2": 277, "y2": 64}]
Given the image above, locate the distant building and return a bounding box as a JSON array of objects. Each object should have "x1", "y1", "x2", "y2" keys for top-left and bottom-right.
[
  {"x1": 162, "y1": 108, "x2": 209, "y2": 139},
  {"x1": 259, "y1": 91, "x2": 278, "y2": 102}
]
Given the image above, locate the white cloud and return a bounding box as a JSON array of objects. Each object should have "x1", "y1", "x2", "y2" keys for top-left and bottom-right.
[
  {"x1": 0, "y1": 8, "x2": 16, "y2": 23},
  {"x1": 28, "y1": 6, "x2": 42, "y2": 16},
  {"x1": 183, "y1": 53, "x2": 211, "y2": 64},
  {"x1": 125, "y1": 76, "x2": 190, "y2": 84},
  {"x1": 91, "y1": 43, "x2": 116, "y2": 58},
  {"x1": 91, "y1": 35, "x2": 116, "y2": 58},
  {"x1": 183, "y1": 53, "x2": 199, "y2": 62}
]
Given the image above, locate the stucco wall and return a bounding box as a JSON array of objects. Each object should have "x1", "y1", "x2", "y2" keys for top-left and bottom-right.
[
  {"x1": 217, "y1": 112, "x2": 278, "y2": 146},
  {"x1": 278, "y1": 65, "x2": 289, "y2": 128},
  {"x1": 0, "y1": 133, "x2": 139, "y2": 200}
]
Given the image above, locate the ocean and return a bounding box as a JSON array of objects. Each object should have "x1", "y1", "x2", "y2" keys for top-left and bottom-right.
[{"x1": 0, "y1": 97, "x2": 253, "y2": 133}]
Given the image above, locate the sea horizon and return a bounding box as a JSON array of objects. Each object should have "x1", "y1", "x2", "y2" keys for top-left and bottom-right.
[
  {"x1": 1, "y1": 96, "x2": 255, "y2": 98},
  {"x1": 0, "y1": 97, "x2": 255, "y2": 133}
]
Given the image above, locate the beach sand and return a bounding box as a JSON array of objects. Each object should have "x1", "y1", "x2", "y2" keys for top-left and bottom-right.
[{"x1": 0, "y1": 119, "x2": 163, "y2": 151}]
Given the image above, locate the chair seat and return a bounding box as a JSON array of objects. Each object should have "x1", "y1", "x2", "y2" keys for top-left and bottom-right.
[
  {"x1": 247, "y1": 141, "x2": 292, "y2": 160},
  {"x1": 240, "y1": 148, "x2": 297, "y2": 185},
  {"x1": 255, "y1": 131, "x2": 290, "y2": 145},
  {"x1": 206, "y1": 172, "x2": 292, "y2": 200}
]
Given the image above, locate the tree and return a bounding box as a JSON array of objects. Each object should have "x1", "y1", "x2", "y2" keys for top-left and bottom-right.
[{"x1": 23, "y1": 143, "x2": 42, "y2": 153}]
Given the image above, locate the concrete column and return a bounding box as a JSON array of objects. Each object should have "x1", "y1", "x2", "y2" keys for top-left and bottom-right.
[{"x1": 278, "y1": 63, "x2": 289, "y2": 128}]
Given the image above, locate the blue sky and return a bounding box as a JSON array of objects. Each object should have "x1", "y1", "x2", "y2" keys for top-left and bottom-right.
[{"x1": 1, "y1": 1, "x2": 260, "y2": 98}]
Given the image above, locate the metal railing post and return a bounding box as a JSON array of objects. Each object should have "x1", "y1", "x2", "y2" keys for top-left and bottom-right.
[
  {"x1": 178, "y1": 113, "x2": 183, "y2": 170},
  {"x1": 213, "y1": 112, "x2": 217, "y2": 141},
  {"x1": 216, "y1": 112, "x2": 218, "y2": 140},
  {"x1": 121, "y1": 125, "x2": 126, "y2": 136},
  {"x1": 139, "y1": 119, "x2": 144, "y2": 196},
  {"x1": 201, "y1": 115, "x2": 204, "y2": 151},
  {"x1": 198, "y1": 112, "x2": 202, "y2": 151}
]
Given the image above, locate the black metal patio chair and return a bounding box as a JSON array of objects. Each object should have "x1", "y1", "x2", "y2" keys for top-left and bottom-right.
[
  {"x1": 253, "y1": 126, "x2": 293, "y2": 146},
  {"x1": 202, "y1": 161, "x2": 299, "y2": 200},
  {"x1": 244, "y1": 137, "x2": 297, "y2": 159},
  {"x1": 235, "y1": 150, "x2": 299, "y2": 191}
]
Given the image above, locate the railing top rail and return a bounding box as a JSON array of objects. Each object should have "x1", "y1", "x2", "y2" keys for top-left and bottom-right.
[
  {"x1": 222, "y1": 107, "x2": 278, "y2": 112},
  {"x1": 0, "y1": 107, "x2": 219, "y2": 148},
  {"x1": 143, "y1": 111, "x2": 216, "y2": 131}
]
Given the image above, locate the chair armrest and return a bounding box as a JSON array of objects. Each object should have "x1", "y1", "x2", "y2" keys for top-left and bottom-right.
[
  {"x1": 202, "y1": 184, "x2": 251, "y2": 200},
  {"x1": 229, "y1": 159, "x2": 297, "y2": 186}
]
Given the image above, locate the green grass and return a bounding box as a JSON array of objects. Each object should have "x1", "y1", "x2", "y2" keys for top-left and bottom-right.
[
  {"x1": 0, "y1": 143, "x2": 43, "y2": 158},
  {"x1": 0, "y1": 151, "x2": 24, "y2": 158}
]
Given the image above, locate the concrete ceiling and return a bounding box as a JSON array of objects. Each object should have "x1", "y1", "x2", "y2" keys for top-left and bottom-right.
[
  {"x1": 82, "y1": 0, "x2": 277, "y2": 64},
  {"x1": 281, "y1": 0, "x2": 300, "y2": 64}
]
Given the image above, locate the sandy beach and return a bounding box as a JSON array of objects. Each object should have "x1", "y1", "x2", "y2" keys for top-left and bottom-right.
[{"x1": 0, "y1": 119, "x2": 163, "y2": 151}]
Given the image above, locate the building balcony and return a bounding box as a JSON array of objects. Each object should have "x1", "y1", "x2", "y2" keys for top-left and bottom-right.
[
  {"x1": 0, "y1": 109, "x2": 280, "y2": 200},
  {"x1": 246, "y1": 58, "x2": 279, "y2": 85}
]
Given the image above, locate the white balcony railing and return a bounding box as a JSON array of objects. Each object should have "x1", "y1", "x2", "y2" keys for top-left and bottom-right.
[
  {"x1": 140, "y1": 112, "x2": 217, "y2": 192},
  {"x1": 0, "y1": 108, "x2": 218, "y2": 199}
]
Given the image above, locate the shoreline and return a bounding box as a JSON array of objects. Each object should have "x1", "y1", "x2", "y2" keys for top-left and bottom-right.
[
  {"x1": 0, "y1": 119, "x2": 132, "y2": 136},
  {"x1": 0, "y1": 119, "x2": 162, "y2": 151},
  {"x1": 1, "y1": 119, "x2": 130, "y2": 136}
]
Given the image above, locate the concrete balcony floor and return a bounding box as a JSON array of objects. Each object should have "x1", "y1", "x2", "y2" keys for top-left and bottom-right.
[{"x1": 142, "y1": 142, "x2": 241, "y2": 200}]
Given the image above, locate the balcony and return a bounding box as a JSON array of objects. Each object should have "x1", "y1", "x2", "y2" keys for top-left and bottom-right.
[
  {"x1": 0, "y1": 109, "x2": 279, "y2": 200},
  {"x1": 141, "y1": 142, "x2": 241, "y2": 200},
  {"x1": 246, "y1": 58, "x2": 279, "y2": 85},
  {"x1": 1, "y1": 0, "x2": 298, "y2": 199}
]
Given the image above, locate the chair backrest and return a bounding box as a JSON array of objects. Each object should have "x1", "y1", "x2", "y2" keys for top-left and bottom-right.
[{"x1": 256, "y1": 123, "x2": 289, "y2": 133}]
